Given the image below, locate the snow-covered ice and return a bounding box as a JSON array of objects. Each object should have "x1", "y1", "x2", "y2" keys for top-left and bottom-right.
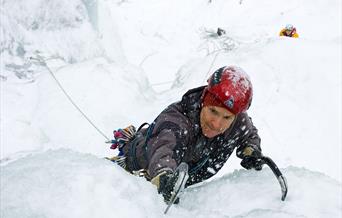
[{"x1": 1, "y1": 149, "x2": 341, "y2": 218}]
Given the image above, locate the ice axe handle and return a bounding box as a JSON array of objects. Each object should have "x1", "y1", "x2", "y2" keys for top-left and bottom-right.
[{"x1": 260, "y1": 156, "x2": 288, "y2": 201}]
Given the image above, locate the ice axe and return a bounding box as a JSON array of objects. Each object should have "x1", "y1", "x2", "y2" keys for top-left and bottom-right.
[{"x1": 260, "y1": 156, "x2": 288, "y2": 201}]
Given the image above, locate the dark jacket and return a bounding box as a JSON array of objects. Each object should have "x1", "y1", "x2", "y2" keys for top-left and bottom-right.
[{"x1": 123, "y1": 86, "x2": 261, "y2": 186}]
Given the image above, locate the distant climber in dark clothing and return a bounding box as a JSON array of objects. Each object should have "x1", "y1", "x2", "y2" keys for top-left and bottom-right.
[{"x1": 217, "y1": 27, "x2": 226, "y2": 36}]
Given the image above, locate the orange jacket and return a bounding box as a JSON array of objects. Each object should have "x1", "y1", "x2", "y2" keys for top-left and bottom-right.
[{"x1": 279, "y1": 28, "x2": 299, "y2": 38}]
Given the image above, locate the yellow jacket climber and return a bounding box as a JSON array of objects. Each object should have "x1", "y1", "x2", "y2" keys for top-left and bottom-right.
[{"x1": 279, "y1": 24, "x2": 299, "y2": 38}]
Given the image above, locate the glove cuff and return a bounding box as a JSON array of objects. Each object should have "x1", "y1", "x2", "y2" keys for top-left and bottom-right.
[{"x1": 151, "y1": 169, "x2": 173, "y2": 189}]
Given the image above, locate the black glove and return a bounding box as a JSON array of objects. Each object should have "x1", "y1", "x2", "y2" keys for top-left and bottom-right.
[
  {"x1": 240, "y1": 147, "x2": 264, "y2": 171},
  {"x1": 152, "y1": 163, "x2": 189, "y2": 204},
  {"x1": 158, "y1": 172, "x2": 179, "y2": 203}
]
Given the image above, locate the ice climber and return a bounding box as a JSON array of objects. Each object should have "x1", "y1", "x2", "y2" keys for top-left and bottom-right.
[
  {"x1": 279, "y1": 24, "x2": 299, "y2": 38},
  {"x1": 108, "y1": 65, "x2": 264, "y2": 203}
]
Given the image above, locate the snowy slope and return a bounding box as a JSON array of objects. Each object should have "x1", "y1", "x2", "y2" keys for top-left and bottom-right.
[
  {"x1": 1, "y1": 149, "x2": 341, "y2": 218},
  {"x1": 1, "y1": 0, "x2": 341, "y2": 217}
]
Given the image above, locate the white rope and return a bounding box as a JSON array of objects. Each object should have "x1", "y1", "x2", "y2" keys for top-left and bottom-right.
[
  {"x1": 202, "y1": 50, "x2": 221, "y2": 83},
  {"x1": 30, "y1": 56, "x2": 110, "y2": 141}
]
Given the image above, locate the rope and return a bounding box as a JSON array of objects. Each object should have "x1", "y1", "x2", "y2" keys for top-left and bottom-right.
[
  {"x1": 30, "y1": 56, "x2": 110, "y2": 141},
  {"x1": 203, "y1": 50, "x2": 220, "y2": 83}
]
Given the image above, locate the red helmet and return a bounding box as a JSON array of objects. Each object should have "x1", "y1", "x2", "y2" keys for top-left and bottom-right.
[{"x1": 204, "y1": 66, "x2": 253, "y2": 114}]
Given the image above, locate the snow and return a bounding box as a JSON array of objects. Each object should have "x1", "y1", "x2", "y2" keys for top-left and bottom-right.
[
  {"x1": 1, "y1": 0, "x2": 341, "y2": 217},
  {"x1": 1, "y1": 149, "x2": 341, "y2": 218}
]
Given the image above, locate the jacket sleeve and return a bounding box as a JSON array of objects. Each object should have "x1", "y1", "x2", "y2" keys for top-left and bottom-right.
[
  {"x1": 146, "y1": 105, "x2": 190, "y2": 178},
  {"x1": 293, "y1": 33, "x2": 299, "y2": 38},
  {"x1": 235, "y1": 113, "x2": 262, "y2": 159}
]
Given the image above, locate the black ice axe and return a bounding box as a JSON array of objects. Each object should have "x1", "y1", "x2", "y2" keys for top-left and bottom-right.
[{"x1": 260, "y1": 156, "x2": 288, "y2": 201}]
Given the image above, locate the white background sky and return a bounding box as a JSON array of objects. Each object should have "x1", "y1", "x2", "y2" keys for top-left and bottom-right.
[{"x1": 1, "y1": 0, "x2": 341, "y2": 217}]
